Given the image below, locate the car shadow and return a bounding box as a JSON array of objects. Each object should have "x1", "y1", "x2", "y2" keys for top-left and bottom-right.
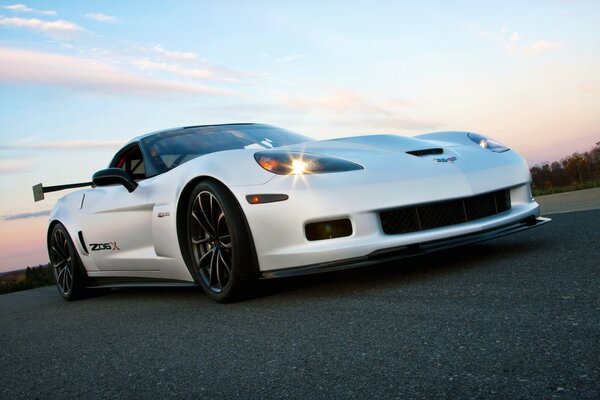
[
  {"x1": 254, "y1": 237, "x2": 545, "y2": 301},
  {"x1": 83, "y1": 236, "x2": 548, "y2": 304}
]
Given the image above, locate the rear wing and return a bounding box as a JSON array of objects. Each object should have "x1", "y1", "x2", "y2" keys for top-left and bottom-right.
[{"x1": 32, "y1": 182, "x2": 93, "y2": 202}]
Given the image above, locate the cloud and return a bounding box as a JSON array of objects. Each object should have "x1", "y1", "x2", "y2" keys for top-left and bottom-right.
[
  {"x1": 1, "y1": 139, "x2": 127, "y2": 150},
  {"x1": 0, "y1": 47, "x2": 238, "y2": 96},
  {"x1": 29, "y1": 140, "x2": 126, "y2": 149},
  {"x1": 0, "y1": 16, "x2": 84, "y2": 39},
  {"x1": 128, "y1": 44, "x2": 258, "y2": 84},
  {"x1": 504, "y1": 31, "x2": 563, "y2": 56},
  {"x1": 84, "y1": 12, "x2": 119, "y2": 24},
  {"x1": 278, "y1": 90, "x2": 407, "y2": 115},
  {"x1": 523, "y1": 40, "x2": 564, "y2": 55},
  {"x1": 279, "y1": 91, "x2": 367, "y2": 113},
  {"x1": 329, "y1": 115, "x2": 439, "y2": 132},
  {"x1": 2, "y1": 3, "x2": 56, "y2": 15},
  {"x1": 151, "y1": 44, "x2": 197, "y2": 61},
  {"x1": 1, "y1": 210, "x2": 51, "y2": 221},
  {"x1": 131, "y1": 59, "x2": 238, "y2": 83},
  {"x1": 276, "y1": 54, "x2": 304, "y2": 63},
  {"x1": 0, "y1": 156, "x2": 31, "y2": 173},
  {"x1": 276, "y1": 90, "x2": 434, "y2": 132},
  {"x1": 136, "y1": 45, "x2": 264, "y2": 83}
]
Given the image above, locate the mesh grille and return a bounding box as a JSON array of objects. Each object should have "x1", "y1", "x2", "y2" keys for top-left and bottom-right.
[{"x1": 380, "y1": 189, "x2": 511, "y2": 235}]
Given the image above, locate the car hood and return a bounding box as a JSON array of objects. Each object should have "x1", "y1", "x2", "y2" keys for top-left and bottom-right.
[
  {"x1": 267, "y1": 133, "x2": 524, "y2": 180},
  {"x1": 277, "y1": 134, "x2": 457, "y2": 161},
  {"x1": 262, "y1": 133, "x2": 529, "y2": 204}
]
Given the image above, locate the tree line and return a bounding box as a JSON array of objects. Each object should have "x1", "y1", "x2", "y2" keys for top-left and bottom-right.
[
  {"x1": 0, "y1": 264, "x2": 54, "y2": 294},
  {"x1": 530, "y1": 142, "x2": 600, "y2": 195}
]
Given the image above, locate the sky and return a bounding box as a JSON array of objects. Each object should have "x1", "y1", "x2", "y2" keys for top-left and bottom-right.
[{"x1": 0, "y1": 1, "x2": 599, "y2": 272}]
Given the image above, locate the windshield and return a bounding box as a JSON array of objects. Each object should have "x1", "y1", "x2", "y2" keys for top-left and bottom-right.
[{"x1": 141, "y1": 124, "x2": 312, "y2": 175}]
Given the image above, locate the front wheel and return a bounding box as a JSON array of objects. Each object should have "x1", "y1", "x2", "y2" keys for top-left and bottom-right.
[
  {"x1": 49, "y1": 223, "x2": 87, "y2": 300},
  {"x1": 186, "y1": 181, "x2": 258, "y2": 302}
]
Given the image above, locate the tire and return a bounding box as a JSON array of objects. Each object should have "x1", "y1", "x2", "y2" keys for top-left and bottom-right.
[
  {"x1": 186, "y1": 180, "x2": 258, "y2": 302},
  {"x1": 49, "y1": 223, "x2": 87, "y2": 301}
]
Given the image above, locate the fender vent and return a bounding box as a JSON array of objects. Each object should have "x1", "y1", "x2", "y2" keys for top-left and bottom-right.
[
  {"x1": 78, "y1": 231, "x2": 89, "y2": 255},
  {"x1": 406, "y1": 148, "x2": 444, "y2": 157},
  {"x1": 380, "y1": 189, "x2": 511, "y2": 234}
]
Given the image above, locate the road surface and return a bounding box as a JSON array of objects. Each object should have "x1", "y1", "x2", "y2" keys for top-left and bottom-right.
[
  {"x1": 536, "y1": 187, "x2": 600, "y2": 214},
  {"x1": 1, "y1": 210, "x2": 598, "y2": 399}
]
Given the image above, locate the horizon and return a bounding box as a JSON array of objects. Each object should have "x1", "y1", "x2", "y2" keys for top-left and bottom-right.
[{"x1": 1, "y1": 1, "x2": 599, "y2": 272}]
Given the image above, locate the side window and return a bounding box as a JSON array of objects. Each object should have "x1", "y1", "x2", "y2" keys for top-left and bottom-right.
[{"x1": 112, "y1": 145, "x2": 146, "y2": 180}]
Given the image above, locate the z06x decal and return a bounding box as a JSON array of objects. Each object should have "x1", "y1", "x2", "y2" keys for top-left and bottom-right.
[{"x1": 89, "y1": 242, "x2": 120, "y2": 251}]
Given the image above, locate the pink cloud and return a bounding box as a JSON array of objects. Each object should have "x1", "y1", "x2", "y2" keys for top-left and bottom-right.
[
  {"x1": 0, "y1": 156, "x2": 31, "y2": 174},
  {"x1": 278, "y1": 90, "x2": 386, "y2": 114},
  {"x1": 0, "y1": 47, "x2": 238, "y2": 96},
  {"x1": 0, "y1": 16, "x2": 83, "y2": 39},
  {"x1": 2, "y1": 4, "x2": 56, "y2": 16},
  {"x1": 504, "y1": 31, "x2": 563, "y2": 56},
  {"x1": 276, "y1": 90, "x2": 434, "y2": 132},
  {"x1": 1, "y1": 210, "x2": 50, "y2": 221},
  {"x1": 10, "y1": 139, "x2": 127, "y2": 150},
  {"x1": 131, "y1": 59, "x2": 237, "y2": 82}
]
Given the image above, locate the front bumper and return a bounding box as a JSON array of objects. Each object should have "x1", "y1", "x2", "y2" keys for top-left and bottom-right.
[
  {"x1": 261, "y1": 216, "x2": 550, "y2": 278},
  {"x1": 233, "y1": 150, "x2": 545, "y2": 273}
]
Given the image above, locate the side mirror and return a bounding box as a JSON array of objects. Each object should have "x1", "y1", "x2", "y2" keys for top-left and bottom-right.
[{"x1": 92, "y1": 168, "x2": 138, "y2": 193}]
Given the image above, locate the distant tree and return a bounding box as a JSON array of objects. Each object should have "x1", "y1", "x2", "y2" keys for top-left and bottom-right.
[
  {"x1": 530, "y1": 142, "x2": 600, "y2": 195},
  {"x1": 550, "y1": 161, "x2": 568, "y2": 187},
  {"x1": 0, "y1": 264, "x2": 54, "y2": 295}
]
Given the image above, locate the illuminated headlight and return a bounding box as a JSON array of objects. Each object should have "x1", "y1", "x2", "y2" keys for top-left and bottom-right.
[
  {"x1": 255, "y1": 151, "x2": 364, "y2": 175},
  {"x1": 467, "y1": 133, "x2": 509, "y2": 153},
  {"x1": 291, "y1": 159, "x2": 307, "y2": 174}
]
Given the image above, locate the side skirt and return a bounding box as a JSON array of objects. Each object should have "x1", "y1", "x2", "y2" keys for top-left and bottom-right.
[{"x1": 86, "y1": 277, "x2": 198, "y2": 289}]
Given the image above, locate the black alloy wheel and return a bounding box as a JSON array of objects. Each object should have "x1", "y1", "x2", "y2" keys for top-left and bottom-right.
[
  {"x1": 187, "y1": 181, "x2": 257, "y2": 302},
  {"x1": 49, "y1": 224, "x2": 86, "y2": 300},
  {"x1": 191, "y1": 190, "x2": 232, "y2": 292}
]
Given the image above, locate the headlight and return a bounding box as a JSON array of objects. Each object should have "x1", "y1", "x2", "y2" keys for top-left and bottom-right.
[
  {"x1": 467, "y1": 133, "x2": 509, "y2": 153},
  {"x1": 254, "y1": 151, "x2": 364, "y2": 175}
]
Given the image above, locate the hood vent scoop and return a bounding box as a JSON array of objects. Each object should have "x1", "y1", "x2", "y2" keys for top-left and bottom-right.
[{"x1": 406, "y1": 148, "x2": 444, "y2": 157}]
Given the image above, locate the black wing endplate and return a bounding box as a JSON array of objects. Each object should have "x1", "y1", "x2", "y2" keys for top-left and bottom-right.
[{"x1": 32, "y1": 182, "x2": 93, "y2": 202}]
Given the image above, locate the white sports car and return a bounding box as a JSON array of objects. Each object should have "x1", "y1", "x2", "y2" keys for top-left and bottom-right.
[{"x1": 35, "y1": 123, "x2": 550, "y2": 302}]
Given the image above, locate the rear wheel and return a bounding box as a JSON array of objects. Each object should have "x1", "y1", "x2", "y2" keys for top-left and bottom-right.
[
  {"x1": 187, "y1": 181, "x2": 257, "y2": 302},
  {"x1": 49, "y1": 223, "x2": 87, "y2": 300}
]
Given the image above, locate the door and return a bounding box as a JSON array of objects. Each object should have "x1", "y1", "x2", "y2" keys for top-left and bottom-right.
[{"x1": 79, "y1": 143, "x2": 156, "y2": 271}]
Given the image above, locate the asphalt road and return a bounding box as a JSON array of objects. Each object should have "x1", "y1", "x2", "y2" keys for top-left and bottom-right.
[
  {"x1": 536, "y1": 187, "x2": 600, "y2": 214},
  {"x1": 1, "y1": 210, "x2": 599, "y2": 399}
]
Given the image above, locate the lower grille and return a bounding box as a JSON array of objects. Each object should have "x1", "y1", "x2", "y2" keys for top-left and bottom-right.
[{"x1": 380, "y1": 189, "x2": 511, "y2": 235}]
